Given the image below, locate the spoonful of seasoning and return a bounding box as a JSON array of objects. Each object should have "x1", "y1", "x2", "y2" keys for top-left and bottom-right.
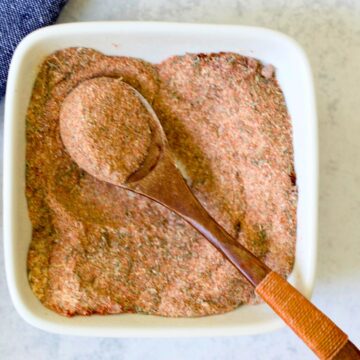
[{"x1": 60, "y1": 77, "x2": 359, "y2": 360}]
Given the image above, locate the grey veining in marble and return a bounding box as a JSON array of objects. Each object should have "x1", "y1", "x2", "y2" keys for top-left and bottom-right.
[{"x1": 1, "y1": 0, "x2": 360, "y2": 359}]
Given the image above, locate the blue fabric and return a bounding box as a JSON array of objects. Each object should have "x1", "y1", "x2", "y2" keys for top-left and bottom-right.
[{"x1": 0, "y1": 0, "x2": 67, "y2": 98}]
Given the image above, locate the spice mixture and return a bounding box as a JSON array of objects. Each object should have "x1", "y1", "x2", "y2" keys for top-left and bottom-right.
[
  {"x1": 26, "y1": 48, "x2": 297, "y2": 317},
  {"x1": 60, "y1": 77, "x2": 153, "y2": 184}
]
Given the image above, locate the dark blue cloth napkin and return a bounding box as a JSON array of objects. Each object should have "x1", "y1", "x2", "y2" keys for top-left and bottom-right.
[{"x1": 0, "y1": 0, "x2": 67, "y2": 98}]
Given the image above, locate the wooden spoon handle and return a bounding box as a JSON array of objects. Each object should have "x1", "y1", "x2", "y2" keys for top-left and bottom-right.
[
  {"x1": 183, "y1": 202, "x2": 359, "y2": 359},
  {"x1": 334, "y1": 342, "x2": 360, "y2": 360},
  {"x1": 256, "y1": 271, "x2": 359, "y2": 359},
  {"x1": 135, "y1": 162, "x2": 359, "y2": 358}
]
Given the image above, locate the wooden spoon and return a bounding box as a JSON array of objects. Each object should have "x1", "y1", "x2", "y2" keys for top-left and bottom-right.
[{"x1": 60, "y1": 78, "x2": 359, "y2": 360}]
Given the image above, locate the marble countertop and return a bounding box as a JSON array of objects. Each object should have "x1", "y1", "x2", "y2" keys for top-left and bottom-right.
[{"x1": 1, "y1": 0, "x2": 359, "y2": 359}]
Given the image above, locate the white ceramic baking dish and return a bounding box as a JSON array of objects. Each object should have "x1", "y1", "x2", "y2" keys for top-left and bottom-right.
[{"x1": 3, "y1": 22, "x2": 317, "y2": 337}]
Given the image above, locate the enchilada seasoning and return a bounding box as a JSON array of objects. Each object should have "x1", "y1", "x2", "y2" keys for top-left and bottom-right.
[
  {"x1": 26, "y1": 48, "x2": 297, "y2": 317},
  {"x1": 60, "y1": 77, "x2": 153, "y2": 184}
]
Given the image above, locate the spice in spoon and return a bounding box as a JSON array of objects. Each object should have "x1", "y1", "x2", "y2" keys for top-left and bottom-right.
[{"x1": 60, "y1": 77, "x2": 153, "y2": 184}]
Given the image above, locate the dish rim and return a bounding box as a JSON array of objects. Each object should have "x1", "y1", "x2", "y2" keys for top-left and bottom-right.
[{"x1": 3, "y1": 21, "x2": 318, "y2": 337}]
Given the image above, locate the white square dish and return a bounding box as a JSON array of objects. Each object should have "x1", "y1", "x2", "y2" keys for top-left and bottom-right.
[{"x1": 3, "y1": 22, "x2": 317, "y2": 337}]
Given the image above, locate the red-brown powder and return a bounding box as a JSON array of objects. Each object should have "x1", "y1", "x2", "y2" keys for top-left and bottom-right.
[
  {"x1": 60, "y1": 77, "x2": 153, "y2": 184},
  {"x1": 26, "y1": 48, "x2": 297, "y2": 317}
]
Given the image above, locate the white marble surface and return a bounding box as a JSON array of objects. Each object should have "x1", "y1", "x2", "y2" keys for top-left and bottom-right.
[{"x1": 1, "y1": 0, "x2": 360, "y2": 359}]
